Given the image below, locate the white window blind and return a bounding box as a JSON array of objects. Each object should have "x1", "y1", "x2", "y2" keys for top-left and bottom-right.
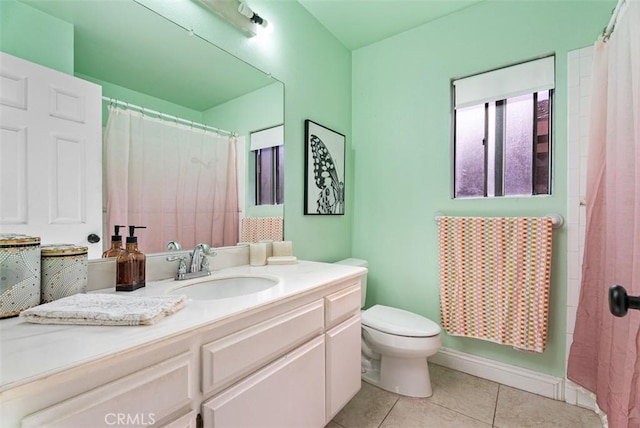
[
  {"x1": 250, "y1": 124, "x2": 283, "y2": 151},
  {"x1": 453, "y1": 56, "x2": 555, "y2": 109}
]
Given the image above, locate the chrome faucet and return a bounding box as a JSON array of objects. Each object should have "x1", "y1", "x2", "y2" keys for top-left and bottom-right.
[{"x1": 166, "y1": 243, "x2": 216, "y2": 280}]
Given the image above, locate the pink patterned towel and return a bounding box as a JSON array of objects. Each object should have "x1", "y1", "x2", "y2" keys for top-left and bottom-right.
[
  {"x1": 438, "y1": 216, "x2": 553, "y2": 352},
  {"x1": 240, "y1": 216, "x2": 283, "y2": 243}
]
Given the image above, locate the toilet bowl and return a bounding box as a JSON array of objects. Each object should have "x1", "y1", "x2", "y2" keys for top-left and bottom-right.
[{"x1": 335, "y1": 259, "x2": 442, "y2": 398}]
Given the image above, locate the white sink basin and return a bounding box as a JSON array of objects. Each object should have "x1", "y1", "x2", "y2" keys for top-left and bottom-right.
[{"x1": 169, "y1": 275, "x2": 280, "y2": 300}]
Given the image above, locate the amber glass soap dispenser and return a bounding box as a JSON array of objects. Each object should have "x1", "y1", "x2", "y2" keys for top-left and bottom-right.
[
  {"x1": 102, "y1": 225, "x2": 125, "y2": 258},
  {"x1": 116, "y1": 225, "x2": 146, "y2": 292}
]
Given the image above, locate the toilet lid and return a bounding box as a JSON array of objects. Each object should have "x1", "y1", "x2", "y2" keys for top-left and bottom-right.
[{"x1": 361, "y1": 305, "x2": 441, "y2": 337}]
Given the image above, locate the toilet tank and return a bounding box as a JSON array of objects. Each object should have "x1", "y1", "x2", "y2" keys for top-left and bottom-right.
[{"x1": 335, "y1": 258, "x2": 368, "y2": 308}]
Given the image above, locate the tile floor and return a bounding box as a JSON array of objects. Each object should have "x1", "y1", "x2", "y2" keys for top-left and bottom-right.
[{"x1": 327, "y1": 364, "x2": 602, "y2": 428}]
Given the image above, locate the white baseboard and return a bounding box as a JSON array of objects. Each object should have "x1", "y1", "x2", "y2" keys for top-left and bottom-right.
[
  {"x1": 564, "y1": 379, "x2": 608, "y2": 426},
  {"x1": 429, "y1": 347, "x2": 564, "y2": 400}
]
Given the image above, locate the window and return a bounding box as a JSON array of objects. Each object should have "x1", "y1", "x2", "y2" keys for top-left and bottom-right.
[
  {"x1": 453, "y1": 57, "x2": 554, "y2": 198},
  {"x1": 251, "y1": 125, "x2": 284, "y2": 205}
]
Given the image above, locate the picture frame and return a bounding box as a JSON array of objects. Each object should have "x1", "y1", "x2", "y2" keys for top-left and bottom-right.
[{"x1": 304, "y1": 120, "x2": 345, "y2": 215}]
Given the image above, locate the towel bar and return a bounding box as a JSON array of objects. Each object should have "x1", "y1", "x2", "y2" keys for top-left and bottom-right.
[{"x1": 433, "y1": 213, "x2": 564, "y2": 229}]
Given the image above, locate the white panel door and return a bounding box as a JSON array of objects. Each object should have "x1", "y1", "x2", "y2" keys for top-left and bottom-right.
[
  {"x1": 0, "y1": 52, "x2": 102, "y2": 257},
  {"x1": 202, "y1": 336, "x2": 326, "y2": 428}
]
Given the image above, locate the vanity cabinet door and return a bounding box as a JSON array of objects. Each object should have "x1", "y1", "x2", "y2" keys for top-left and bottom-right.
[
  {"x1": 325, "y1": 314, "x2": 361, "y2": 422},
  {"x1": 202, "y1": 336, "x2": 325, "y2": 428}
]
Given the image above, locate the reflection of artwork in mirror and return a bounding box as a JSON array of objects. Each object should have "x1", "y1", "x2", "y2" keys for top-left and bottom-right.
[{"x1": 304, "y1": 120, "x2": 345, "y2": 215}]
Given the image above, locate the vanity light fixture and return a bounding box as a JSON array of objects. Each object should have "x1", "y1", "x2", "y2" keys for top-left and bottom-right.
[
  {"x1": 237, "y1": 2, "x2": 268, "y2": 28},
  {"x1": 193, "y1": 0, "x2": 270, "y2": 37}
]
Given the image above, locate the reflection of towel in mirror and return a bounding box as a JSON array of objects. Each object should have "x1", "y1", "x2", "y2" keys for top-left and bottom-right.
[
  {"x1": 20, "y1": 294, "x2": 186, "y2": 326},
  {"x1": 240, "y1": 216, "x2": 284, "y2": 242}
]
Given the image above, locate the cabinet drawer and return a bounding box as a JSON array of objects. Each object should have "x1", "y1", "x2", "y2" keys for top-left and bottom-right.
[
  {"x1": 201, "y1": 300, "x2": 324, "y2": 394},
  {"x1": 202, "y1": 336, "x2": 325, "y2": 428},
  {"x1": 21, "y1": 352, "x2": 194, "y2": 428},
  {"x1": 325, "y1": 283, "x2": 361, "y2": 328}
]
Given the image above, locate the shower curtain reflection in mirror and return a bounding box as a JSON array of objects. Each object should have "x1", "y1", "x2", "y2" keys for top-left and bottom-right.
[{"x1": 104, "y1": 106, "x2": 239, "y2": 254}]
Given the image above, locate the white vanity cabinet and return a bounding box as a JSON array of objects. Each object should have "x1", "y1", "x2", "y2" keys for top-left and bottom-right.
[{"x1": 0, "y1": 268, "x2": 364, "y2": 428}]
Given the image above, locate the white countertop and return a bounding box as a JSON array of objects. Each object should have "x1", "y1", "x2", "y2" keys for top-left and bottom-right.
[{"x1": 0, "y1": 261, "x2": 366, "y2": 392}]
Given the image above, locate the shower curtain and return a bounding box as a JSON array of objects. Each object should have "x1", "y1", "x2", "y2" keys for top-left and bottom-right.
[
  {"x1": 567, "y1": 1, "x2": 639, "y2": 427},
  {"x1": 104, "y1": 106, "x2": 239, "y2": 254}
]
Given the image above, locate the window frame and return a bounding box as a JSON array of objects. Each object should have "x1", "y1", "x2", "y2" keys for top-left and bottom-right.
[{"x1": 451, "y1": 57, "x2": 555, "y2": 199}]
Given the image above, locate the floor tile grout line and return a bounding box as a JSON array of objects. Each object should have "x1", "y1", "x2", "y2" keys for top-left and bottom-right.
[
  {"x1": 376, "y1": 396, "x2": 400, "y2": 428},
  {"x1": 428, "y1": 400, "x2": 496, "y2": 426},
  {"x1": 492, "y1": 384, "x2": 501, "y2": 427}
]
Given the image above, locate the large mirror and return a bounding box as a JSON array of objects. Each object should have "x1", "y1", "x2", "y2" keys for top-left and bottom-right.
[{"x1": 21, "y1": 0, "x2": 284, "y2": 258}]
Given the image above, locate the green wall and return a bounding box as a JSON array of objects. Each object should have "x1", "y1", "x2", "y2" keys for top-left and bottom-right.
[
  {"x1": 0, "y1": 0, "x2": 73, "y2": 74},
  {"x1": 351, "y1": 0, "x2": 614, "y2": 377},
  {"x1": 204, "y1": 82, "x2": 284, "y2": 218},
  {"x1": 139, "y1": 0, "x2": 353, "y2": 262}
]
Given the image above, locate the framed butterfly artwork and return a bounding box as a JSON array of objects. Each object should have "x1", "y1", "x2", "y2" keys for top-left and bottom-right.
[{"x1": 304, "y1": 120, "x2": 345, "y2": 215}]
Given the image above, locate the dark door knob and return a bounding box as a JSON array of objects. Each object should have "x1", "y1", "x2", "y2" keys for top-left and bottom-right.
[
  {"x1": 609, "y1": 285, "x2": 640, "y2": 317},
  {"x1": 87, "y1": 233, "x2": 101, "y2": 244}
]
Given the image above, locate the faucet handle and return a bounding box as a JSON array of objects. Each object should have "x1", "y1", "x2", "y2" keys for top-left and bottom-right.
[{"x1": 166, "y1": 255, "x2": 188, "y2": 280}]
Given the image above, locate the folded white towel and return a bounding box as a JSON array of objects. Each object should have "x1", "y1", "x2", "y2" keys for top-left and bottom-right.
[{"x1": 20, "y1": 293, "x2": 187, "y2": 326}]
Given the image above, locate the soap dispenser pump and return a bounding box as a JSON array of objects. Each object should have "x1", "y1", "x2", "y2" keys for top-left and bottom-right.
[
  {"x1": 116, "y1": 225, "x2": 146, "y2": 292},
  {"x1": 102, "y1": 225, "x2": 126, "y2": 258}
]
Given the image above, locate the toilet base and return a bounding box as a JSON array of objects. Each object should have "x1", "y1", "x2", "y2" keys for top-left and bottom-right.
[{"x1": 361, "y1": 355, "x2": 433, "y2": 398}]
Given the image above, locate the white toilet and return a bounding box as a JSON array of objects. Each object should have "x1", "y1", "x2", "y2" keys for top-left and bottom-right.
[{"x1": 336, "y1": 258, "x2": 441, "y2": 398}]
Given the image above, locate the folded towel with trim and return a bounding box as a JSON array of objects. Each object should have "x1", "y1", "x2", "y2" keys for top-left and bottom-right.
[{"x1": 20, "y1": 293, "x2": 187, "y2": 326}]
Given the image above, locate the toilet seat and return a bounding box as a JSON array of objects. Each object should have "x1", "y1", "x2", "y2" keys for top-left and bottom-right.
[{"x1": 362, "y1": 305, "x2": 441, "y2": 337}]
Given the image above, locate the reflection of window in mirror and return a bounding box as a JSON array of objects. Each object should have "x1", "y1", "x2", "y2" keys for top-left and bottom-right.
[{"x1": 250, "y1": 125, "x2": 284, "y2": 205}]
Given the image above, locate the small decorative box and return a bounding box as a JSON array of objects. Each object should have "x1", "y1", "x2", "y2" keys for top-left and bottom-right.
[
  {"x1": 41, "y1": 244, "x2": 88, "y2": 303},
  {"x1": 0, "y1": 234, "x2": 41, "y2": 318}
]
